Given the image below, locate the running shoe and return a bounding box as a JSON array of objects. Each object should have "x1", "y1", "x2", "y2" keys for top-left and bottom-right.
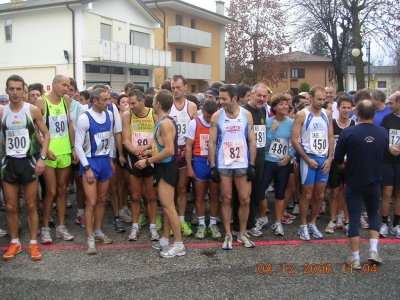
[
  {"x1": 0, "y1": 228, "x2": 7, "y2": 237},
  {"x1": 156, "y1": 213, "x2": 163, "y2": 231},
  {"x1": 319, "y1": 202, "x2": 326, "y2": 214},
  {"x1": 152, "y1": 241, "x2": 169, "y2": 251},
  {"x1": 266, "y1": 208, "x2": 270, "y2": 214},
  {"x1": 222, "y1": 235, "x2": 233, "y2": 250},
  {"x1": 114, "y1": 217, "x2": 125, "y2": 233},
  {"x1": 237, "y1": 234, "x2": 255, "y2": 248},
  {"x1": 56, "y1": 226, "x2": 74, "y2": 241},
  {"x1": 379, "y1": 223, "x2": 388, "y2": 238},
  {"x1": 75, "y1": 215, "x2": 86, "y2": 228},
  {"x1": 181, "y1": 221, "x2": 193, "y2": 236},
  {"x1": 94, "y1": 231, "x2": 113, "y2": 244},
  {"x1": 67, "y1": 184, "x2": 76, "y2": 194},
  {"x1": 41, "y1": 228, "x2": 52, "y2": 244},
  {"x1": 308, "y1": 224, "x2": 324, "y2": 239},
  {"x1": 128, "y1": 227, "x2": 138, "y2": 241},
  {"x1": 298, "y1": 226, "x2": 311, "y2": 241},
  {"x1": 49, "y1": 216, "x2": 55, "y2": 226},
  {"x1": 216, "y1": 215, "x2": 222, "y2": 224},
  {"x1": 281, "y1": 215, "x2": 294, "y2": 225},
  {"x1": 0, "y1": 201, "x2": 6, "y2": 211},
  {"x1": 138, "y1": 214, "x2": 147, "y2": 228},
  {"x1": 208, "y1": 224, "x2": 221, "y2": 239},
  {"x1": 160, "y1": 245, "x2": 186, "y2": 258},
  {"x1": 232, "y1": 230, "x2": 249, "y2": 238},
  {"x1": 391, "y1": 225, "x2": 400, "y2": 238},
  {"x1": 66, "y1": 201, "x2": 72, "y2": 208},
  {"x1": 123, "y1": 206, "x2": 132, "y2": 217},
  {"x1": 149, "y1": 228, "x2": 160, "y2": 241},
  {"x1": 272, "y1": 222, "x2": 284, "y2": 236},
  {"x1": 29, "y1": 243, "x2": 42, "y2": 261},
  {"x1": 119, "y1": 210, "x2": 132, "y2": 223},
  {"x1": 191, "y1": 213, "x2": 199, "y2": 225},
  {"x1": 325, "y1": 220, "x2": 336, "y2": 234},
  {"x1": 336, "y1": 214, "x2": 344, "y2": 229},
  {"x1": 343, "y1": 224, "x2": 349, "y2": 236},
  {"x1": 368, "y1": 250, "x2": 383, "y2": 264},
  {"x1": 195, "y1": 225, "x2": 206, "y2": 239},
  {"x1": 87, "y1": 239, "x2": 97, "y2": 255},
  {"x1": 292, "y1": 203, "x2": 300, "y2": 215},
  {"x1": 255, "y1": 217, "x2": 269, "y2": 230},
  {"x1": 286, "y1": 199, "x2": 294, "y2": 209},
  {"x1": 247, "y1": 227, "x2": 263, "y2": 237},
  {"x1": 360, "y1": 216, "x2": 369, "y2": 229},
  {"x1": 283, "y1": 210, "x2": 296, "y2": 220},
  {"x1": 2, "y1": 243, "x2": 22, "y2": 260},
  {"x1": 347, "y1": 256, "x2": 361, "y2": 270}
]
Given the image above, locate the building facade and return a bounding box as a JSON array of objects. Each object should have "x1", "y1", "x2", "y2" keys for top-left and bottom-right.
[{"x1": 0, "y1": 0, "x2": 171, "y2": 92}]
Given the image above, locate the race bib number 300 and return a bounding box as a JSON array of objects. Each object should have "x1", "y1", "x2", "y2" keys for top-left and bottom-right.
[
  {"x1": 94, "y1": 131, "x2": 111, "y2": 156},
  {"x1": 389, "y1": 129, "x2": 400, "y2": 146},
  {"x1": 254, "y1": 125, "x2": 266, "y2": 148},
  {"x1": 6, "y1": 129, "x2": 30, "y2": 156},
  {"x1": 310, "y1": 132, "x2": 328, "y2": 155},
  {"x1": 49, "y1": 114, "x2": 68, "y2": 139},
  {"x1": 223, "y1": 140, "x2": 245, "y2": 165}
]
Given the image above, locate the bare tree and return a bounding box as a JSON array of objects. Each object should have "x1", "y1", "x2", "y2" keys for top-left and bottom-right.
[{"x1": 226, "y1": 0, "x2": 289, "y2": 86}]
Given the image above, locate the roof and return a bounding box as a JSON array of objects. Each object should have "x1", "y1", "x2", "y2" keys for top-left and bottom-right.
[
  {"x1": 0, "y1": 0, "x2": 164, "y2": 28},
  {"x1": 278, "y1": 51, "x2": 332, "y2": 63},
  {"x1": 347, "y1": 66, "x2": 400, "y2": 74},
  {"x1": 144, "y1": 0, "x2": 236, "y2": 25}
]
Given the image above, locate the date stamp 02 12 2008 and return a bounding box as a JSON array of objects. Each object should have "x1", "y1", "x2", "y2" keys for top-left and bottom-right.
[{"x1": 257, "y1": 263, "x2": 378, "y2": 275}]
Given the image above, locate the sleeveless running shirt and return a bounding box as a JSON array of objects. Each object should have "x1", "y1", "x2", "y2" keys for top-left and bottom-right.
[
  {"x1": 43, "y1": 95, "x2": 71, "y2": 155},
  {"x1": 153, "y1": 115, "x2": 178, "y2": 163},
  {"x1": 300, "y1": 108, "x2": 329, "y2": 157},
  {"x1": 85, "y1": 110, "x2": 112, "y2": 157},
  {"x1": 192, "y1": 116, "x2": 210, "y2": 158},
  {"x1": 216, "y1": 107, "x2": 249, "y2": 169},
  {"x1": 1, "y1": 103, "x2": 36, "y2": 158},
  {"x1": 130, "y1": 108, "x2": 155, "y2": 148},
  {"x1": 169, "y1": 99, "x2": 192, "y2": 146}
]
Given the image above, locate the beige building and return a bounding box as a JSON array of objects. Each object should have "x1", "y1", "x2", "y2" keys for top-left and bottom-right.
[
  {"x1": 144, "y1": 0, "x2": 235, "y2": 92},
  {"x1": 273, "y1": 51, "x2": 335, "y2": 95}
]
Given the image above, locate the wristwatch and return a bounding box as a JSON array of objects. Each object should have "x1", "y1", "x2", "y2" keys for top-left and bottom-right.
[
  {"x1": 145, "y1": 159, "x2": 151, "y2": 167},
  {"x1": 39, "y1": 155, "x2": 47, "y2": 160},
  {"x1": 84, "y1": 165, "x2": 91, "y2": 171}
]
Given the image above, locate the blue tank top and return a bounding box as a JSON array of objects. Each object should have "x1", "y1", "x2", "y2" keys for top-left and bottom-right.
[
  {"x1": 89, "y1": 103, "x2": 115, "y2": 130},
  {"x1": 85, "y1": 110, "x2": 111, "y2": 158},
  {"x1": 153, "y1": 115, "x2": 178, "y2": 163}
]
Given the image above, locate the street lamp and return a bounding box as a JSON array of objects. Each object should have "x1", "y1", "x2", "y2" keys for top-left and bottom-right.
[{"x1": 351, "y1": 37, "x2": 372, "y2": 88}]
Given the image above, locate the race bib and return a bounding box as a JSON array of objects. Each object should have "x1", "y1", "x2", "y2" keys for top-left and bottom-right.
[
  {"x1": 94, "y1": 131, "x2": 111, "y2": 156},
  {"x1": 389, "y1": 129, "x2": 400, "y2": 146},
  {"x1": 223, "y1": 140, "x2": 245, "y2": 165},
  {"x1": 6, "y1": 129, "x2": 30, "y2": 156},
  {"x1": 173, "y1": 117, "x2": 187, "y2": 140},
  {"x1": 333, "y1": 135, "x2": 339, "y2": 152},
  {"x1": 310, "y1": 131, "x2": 328, "y2": 155},
  {"x1": 269, "y1": 138, "x2": 288, "y2": 159},
  {"x1": 254, "y1": 125, "x2": 266, "y2": 148},
  {"x1": 199, "y1": 134, "x2": 209, "y2": 156},
  {"x1": 132, "y1": 132, "x2": 153, "y2": 148},
  {"x1": 49, "y1": 114, "x2": 68, "y2": 139}
]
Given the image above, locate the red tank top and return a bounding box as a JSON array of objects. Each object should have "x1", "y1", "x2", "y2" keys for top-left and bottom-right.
[{"x1": 193, "y1": 117, "x2": 210, "y2": 157}]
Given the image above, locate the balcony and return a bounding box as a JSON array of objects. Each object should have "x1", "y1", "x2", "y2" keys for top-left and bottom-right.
[
  {"x1": 82, "y1": 40, "x2": 171, "y2": 67},
  {"x1": 168, "y1": 26, "x2": 211, "y2": 48},
  {"x1": 168, "y1": 62, "x2": 211, "y2": 80}
]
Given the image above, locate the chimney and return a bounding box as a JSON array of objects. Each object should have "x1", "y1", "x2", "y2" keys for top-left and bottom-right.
[{"x1": 216, "y1": 1, "x2": 225, "y2": 15}]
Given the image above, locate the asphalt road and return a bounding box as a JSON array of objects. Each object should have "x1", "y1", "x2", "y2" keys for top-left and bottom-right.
[{"x1": 1, "y1": 192, "x2": 399, "y2": 299}]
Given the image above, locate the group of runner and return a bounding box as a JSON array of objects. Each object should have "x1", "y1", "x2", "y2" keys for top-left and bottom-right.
[{"x1": 1, "y1": 73, "x2": 399, "y2": 264}]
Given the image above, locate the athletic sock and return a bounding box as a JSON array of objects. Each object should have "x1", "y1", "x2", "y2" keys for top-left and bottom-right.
[
  {"x1": 30, "y1": 240, "x2": 37, "y2": 244},
  {"x1": 174, "y1": 241, "x2": 184, "y2": 249},
  {"x1": 87, "y1": 236, "x2": 94, "y2": 243},
  {"x1": 382, "y1": 215, "x2": 389, "y2": 224},
  {"x1": 352, "y1": 250, "x2": 360, "y2": 260},
  {"x1": 160, "y1": 237, "x2": 169, "y2": 246},
  {"x1": 210, "y1": 216, "x2": 217, "y2": 226},
  {"x1": 149, "y1": 224, "x2": 156, "y2": 230},
  {"x1": 93, "y1": 229, "x2": 101, "y2": 235},
  {"x1": 393, "y1": 214, "x2": 400, "y2": 227},
  {"x1": 11, "y1": 238, "x2": 20, "y2": 245},
  {"x1": 78, "y1": 209, "x2": 84, "y2": 216},
  {"x1": 370, "y1": 239, "x2": 378, "y2": 252},
  {"x1": 179, "y1": 216, "x2": 185, "y2": 223},
  {"x1": 132, "y1": 223, "x2": 138, "y2": 230},
  {"x1": 198, "y1": 216, "x2": 206, "y2": 226}
]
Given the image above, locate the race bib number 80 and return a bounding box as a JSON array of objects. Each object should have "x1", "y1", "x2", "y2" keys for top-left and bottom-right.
[{"x1": 49, "y1": 114, "x2": 68, "y2": 139}]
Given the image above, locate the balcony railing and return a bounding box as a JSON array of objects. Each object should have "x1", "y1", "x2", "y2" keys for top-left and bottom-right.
[
  {"x1": 168, "y1": 26, "x2": 212, "y2": 48},
  {"x1": 168, "y1": 62, "x2": 211, "y2": 80}
]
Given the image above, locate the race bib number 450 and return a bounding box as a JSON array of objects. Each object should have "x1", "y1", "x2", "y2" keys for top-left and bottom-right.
[
  {"x1": 223, "y1": 140, "x2": 245, "y2": 165},
  {"x1": 310, "y1": 131, "x2": 328, "y2": 155}
]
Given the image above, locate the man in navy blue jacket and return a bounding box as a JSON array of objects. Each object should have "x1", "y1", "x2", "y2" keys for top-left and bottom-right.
[{"x1": 335, "y1": 100, "x2": 388, "y2": 269}]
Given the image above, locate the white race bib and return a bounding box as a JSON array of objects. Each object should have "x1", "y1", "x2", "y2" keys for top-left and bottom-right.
[
  {"x1": 389, "y1": 129, "x2": 400, "y2": 146},
  {"x1": 6, "y1": 129, "x2": 30, "y2": 156},
  {"x1": 310, "y1": 131, "x2": 328, "y2": 155},
  {"x1": 223, "y1": 139, "x2": 245, "y2": 165},
  {"x1": 199, "y1": 134, "x2": 209, "y2": 156},
  {"x1": 173, "y1": 117, "x2": 187, "y2": 140},
  {"x1": 132, "y1": 132, "x2": 153, "y2": 148},
  {"x1": 94, "y1": 131, "x2": 111, "y2": 156},
  {"x1": 269, "y1": 138, "x2": 288, "y2": 158},
  {"x1": 49, "y1": 114, "x2": 68, "y2": 139},
  {"x1": 254, "y1": 125, "x2": 266, "y2": 148}
]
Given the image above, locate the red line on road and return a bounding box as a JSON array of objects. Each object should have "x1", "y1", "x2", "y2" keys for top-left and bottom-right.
[{"x1": 1, "y1": 238, "x2": 399, "y2": 251}]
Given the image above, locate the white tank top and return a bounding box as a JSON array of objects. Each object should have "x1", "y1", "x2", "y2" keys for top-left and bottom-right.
[
  {"x1": 216, "y1": 107, "x2": 249, "y2": 169},
  {"x1": 169, "y1": 99, "x2": 192, "y2": 146},
  {"x1": 300, "y1": 108, "x2": 329, "y2": 157}
]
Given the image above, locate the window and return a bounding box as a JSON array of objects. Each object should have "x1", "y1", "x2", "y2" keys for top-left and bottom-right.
[
  {"x1": 176, "y1": 49, "x2": 183, "y2": 62},
  {"x1": 86, "y1": 65, "x2": 123, "y2": 74},
  {"x1": 176, "y1": 14, "x2": 183, "y2": 25},
  {"x1": 191, "y1": 51, "x2": 196, "y2": 63},
  {"x1": 280, "y1": 71, "x2": 287, "y2": 78},
  {"x1": 377, "y1": 81, "x2": 386, "y2": 88},
  {"x1": 191, "y1": 85, "x2": 196, "y2": 93},
  {"x1": 100, "y1": 23, "x2": 111, "y2": 40},
  {"x1": 130, "y1": 31, "x2": 150, "y2": 48},
  {"x1": 291, "y1": 68, "x2": 305, "y2": 78},
  {"x1": 5, "y1": 19, "x2": 12, "y2": 42},
  {"x1": 130, "y1": 68, "x2": 149, "y2": 76},
  {"x1": 191, "y1": 18, "x2": 196, "y2": 29}
]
